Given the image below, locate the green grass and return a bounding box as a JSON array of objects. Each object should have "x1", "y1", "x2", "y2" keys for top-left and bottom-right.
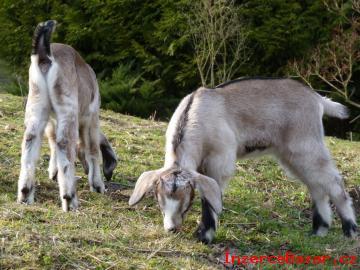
[{"x1": 0, "y1": 93, "x2": 359, "y2": 269}]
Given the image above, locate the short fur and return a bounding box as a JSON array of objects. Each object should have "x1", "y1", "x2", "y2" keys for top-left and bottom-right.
[
  {"x1": 130, "y1": 78, "x2": 357, "y2": 243},
  {"x1": 18, "y1": 20, "x2": 117, "y2": 211}
]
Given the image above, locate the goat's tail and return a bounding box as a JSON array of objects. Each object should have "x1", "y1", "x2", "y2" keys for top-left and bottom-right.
[
  {"x1": 318, "y1": 95, "x2": 349, "y2": 119},
  {"x1": 31, "y1": 20, "x2": 56, "y2": 58}
]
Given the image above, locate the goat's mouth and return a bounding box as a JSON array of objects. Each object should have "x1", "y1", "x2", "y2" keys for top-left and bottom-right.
[{"x1": 165, "y1": 226, "x2": 181, "y2": 233}]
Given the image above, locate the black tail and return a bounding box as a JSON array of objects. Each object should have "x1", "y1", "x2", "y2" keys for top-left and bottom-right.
[{"x1": 31, "y1": 20, "x2": 56, "y2": 59}]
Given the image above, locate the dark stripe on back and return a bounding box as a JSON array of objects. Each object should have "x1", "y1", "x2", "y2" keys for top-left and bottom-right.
[
  {"x1": 215, "y1": 76, "x2": 286, "y2": 88},
  {"x1": 172, "y1": 92, "x2": 196, "y2": 153}
]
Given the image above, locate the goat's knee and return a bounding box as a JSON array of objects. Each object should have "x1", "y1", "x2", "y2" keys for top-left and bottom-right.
[
  {"x1": 56, "y1": 136, "x2": 68, "y2": 151},
  {"x1": 24, "y1": 131, "x2": 36, "y2": 148}
]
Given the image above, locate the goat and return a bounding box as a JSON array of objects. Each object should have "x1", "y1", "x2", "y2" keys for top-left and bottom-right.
[
  {"x1": 129, "y1": 78, "x2": 357, "y2": 243},
  {"x1": 18, "y1": 20, "x2": 117, "y2": 211}
]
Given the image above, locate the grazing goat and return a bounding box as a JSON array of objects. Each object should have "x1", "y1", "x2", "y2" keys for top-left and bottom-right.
[
  {"x1": 129, "y1": 78, "x2": 357, "y2": 243},
  {"x1": 18, "y1": 20, "x2": 117, "y2": 211}
]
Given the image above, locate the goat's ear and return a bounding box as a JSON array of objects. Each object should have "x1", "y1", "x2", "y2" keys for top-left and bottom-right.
[
  {"x1": 99, "y1": 132, "x2": 117, "y2": 181},
  {"x1": 129, "y1": 169, "x2": 162, "y2": 206},
  {"x1": 192, "y1": 173, "x2": 222, "y2": 214}
]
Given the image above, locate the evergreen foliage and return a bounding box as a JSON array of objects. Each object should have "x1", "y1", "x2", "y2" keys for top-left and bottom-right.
[{"x1": 0, "y1": 0, "x2": 358, "y2": 131}]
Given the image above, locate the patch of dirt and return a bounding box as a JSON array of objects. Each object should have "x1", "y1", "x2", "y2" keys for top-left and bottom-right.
[
  {"x1": 105, "y1": 182, "x2": 130, "y2": 201},
  {"x1": 349, "y1": 186, "x2": 360, "y2": 214},
  {"x1": 100, "y1": 115, "x2": 129, "y2": 127}
]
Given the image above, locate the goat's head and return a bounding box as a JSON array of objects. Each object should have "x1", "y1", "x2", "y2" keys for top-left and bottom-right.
[{"x1": 129, "y1": 166, "x2": 222, "y2": 232}]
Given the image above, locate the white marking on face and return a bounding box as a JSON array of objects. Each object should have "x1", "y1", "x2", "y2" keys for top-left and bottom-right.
[{"x1": 163, "y1": 197, "x2": 180, "y2": 231}]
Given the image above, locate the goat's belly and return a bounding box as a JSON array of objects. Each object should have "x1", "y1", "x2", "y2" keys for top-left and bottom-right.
[{"x1": 237, "y1": 144, "x2": 273, "y2": 159}]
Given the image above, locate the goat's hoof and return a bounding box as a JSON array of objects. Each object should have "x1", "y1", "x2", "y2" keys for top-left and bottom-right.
[
  {"x1": 17, "y1": 185, "x2": 35, "y2": 204},
  {"x1": 342, "y1": 220, "x2": 357, "y2": 238},
  {"x1": 61, "y1": 193, "x2": 78, "y2": 212},
  {"x1": 311, "y1": 226, "x2": 329, "y2": 237},
  {"x1": 49, "y1": 170, "x2": 58, "y2": 181},
  {"x1": 90, "y1": 183, "x2": 105, "y2": 193},
  {"x1": 194, "y1": 226, "x2": 215, "y2": 244}
]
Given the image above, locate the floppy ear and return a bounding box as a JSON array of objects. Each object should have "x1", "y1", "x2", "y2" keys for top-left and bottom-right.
[
  {"x1": 192, "y1": 173, "x2": 222, "y2": 214},
  {"x1": 129, "y1": 169, "x2": 162, "y2": 206}
]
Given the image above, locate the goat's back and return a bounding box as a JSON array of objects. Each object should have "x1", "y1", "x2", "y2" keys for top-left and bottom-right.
[
  {"x1": 191, "y1": 78, "x2": 325, "y2": 150},
  {"x1": 50, "y1": 43, "x2": 99, "y2": 114}
]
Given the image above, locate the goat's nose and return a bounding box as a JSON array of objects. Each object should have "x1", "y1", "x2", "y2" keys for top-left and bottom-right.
[{"x1": 165, "y1": 227, "x2": 178, "y2": 233}]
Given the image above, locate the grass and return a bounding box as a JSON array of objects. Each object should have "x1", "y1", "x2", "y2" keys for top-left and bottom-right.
[{"x1": 0, "y1": 92, "x2": 359, "y2": 269}]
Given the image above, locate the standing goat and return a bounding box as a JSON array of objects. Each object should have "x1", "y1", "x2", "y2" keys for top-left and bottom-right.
[
  {"x1": 129, "y1": 78, "x2": 357, "y2": 243},
  {"x1": 18, "y1": 20, "x2": 117, "y2": 211}
]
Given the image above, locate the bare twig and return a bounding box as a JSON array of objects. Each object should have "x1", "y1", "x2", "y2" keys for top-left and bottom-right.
[
  {"x1": 288, "y1": 1, "x2": 360, "y2": 118},
  {"x1": 350, "y1": 114, "x2": 360, "y2": 124},
  {"x1": 187, "y1": 0, "x2": 250, "y2": 87}
]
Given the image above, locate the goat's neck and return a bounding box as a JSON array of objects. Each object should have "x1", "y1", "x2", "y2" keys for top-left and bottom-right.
[{"x1": 164, "y1": 142, "x2": 202, "y2": 172}]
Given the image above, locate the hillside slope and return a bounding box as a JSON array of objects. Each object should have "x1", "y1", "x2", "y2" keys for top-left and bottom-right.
[{"x1": 0, "y1": 93, "x2": 359, "y2": 269}]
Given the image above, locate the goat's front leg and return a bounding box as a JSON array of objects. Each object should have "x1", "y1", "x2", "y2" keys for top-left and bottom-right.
[
  {"x1": 88, "y1": 116, "x2": 105, "y2": 193},
  {"x1": 195, "y1": 199, "x2": 218, "y2": 244},
  {"x1": 79, "y1": 118, "x2": 104, "y2": 193},
  {"x1": 55, "y1": 114, "x2": 79, "y2": 211},
  {"x1": 18, "y1": 93, "x2": 49, "y2": 204},
  {"x1": 195, "y1": 152, "x2": 234, "y2": 244}
]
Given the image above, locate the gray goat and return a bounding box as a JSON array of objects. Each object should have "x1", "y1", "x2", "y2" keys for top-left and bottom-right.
[{"x1": 129, "y1": 78, "x2": 357, "y2": 243}]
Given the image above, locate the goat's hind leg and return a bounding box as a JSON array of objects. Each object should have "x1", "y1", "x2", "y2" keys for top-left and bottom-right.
[
  {"x1": 51, "y1": 93, "x2": 79, "y2": 211},
  {"x1": 310, "y1": 167, "x2": 357, "y2": 237},
  {"x1": 18, "y1": 86, "x2": 49, "y2": 204},
  {"x1": 328, "y1": 173, "x2": 357, "y2": 237},
  {"x1": 279, "y1": 145, "x2": 357, "y2": 237},
  {"x1": 45, "y1": 119, "x2": 58, "y2": 181},
  {"x1": 56, "y1": 117, "x2": 79, "y2": 211}
]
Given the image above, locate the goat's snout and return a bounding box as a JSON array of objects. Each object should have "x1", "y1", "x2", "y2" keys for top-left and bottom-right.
[
  {"x1": 164, "y1": 223, "x2": 181, "y2": 233},
  {"x1": 163, "y1": 215, "x2": 178, "y2": 232},
  {"x1": 166, "y1": 227, "x2": 178, "y2": 233}
]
